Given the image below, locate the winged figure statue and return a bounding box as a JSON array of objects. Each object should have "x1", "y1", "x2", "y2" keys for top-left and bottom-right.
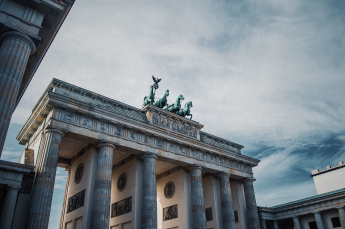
[{"x1": 152, "y1": 75, "x2": 161, "y2": 89}]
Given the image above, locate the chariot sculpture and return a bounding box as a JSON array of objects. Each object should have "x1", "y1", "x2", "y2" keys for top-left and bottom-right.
[{"x1": 142, "y1": 76, "x2": 193, "y2": 120}]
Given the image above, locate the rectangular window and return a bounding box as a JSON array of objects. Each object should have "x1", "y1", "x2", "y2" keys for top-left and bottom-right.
[
  {"x1": 331, "y1": 217, "x2": 342, "y2": 228},
  {"x1": 234, "y1": 210, "x2": 239, "y2": 223},
  {"x1": 309, "y1": 221, "x2": 317, "y2": 229}
]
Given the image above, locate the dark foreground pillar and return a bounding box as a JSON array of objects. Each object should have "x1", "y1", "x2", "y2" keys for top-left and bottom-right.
[
  {"x1": 0, "y1": 31, "x2": 36, "y2": 157},
  {"x1": 141, "y1": 152, "x2": 158, "y2": 229},
  {"x1": 218, "y1": 173, "x2": 236, "y2": 229},
  {"x1": 26, "y1": 128, "x2": 64, "y2": 229},
  {"x1": 91, "y1": 142, "x2": 116, "y2": 229},
  {"x1": 189, "y1": 165, "x2": 207, "y2": 229},
  {"x1": 243, "y1": 178, "x2": 260, "y2": 229},
  {"x1": 0, "y1": 186, "x2": 20, "y2": 229}
]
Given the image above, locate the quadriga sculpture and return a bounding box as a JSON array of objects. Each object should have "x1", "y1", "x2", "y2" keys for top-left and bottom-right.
[
  {"x1": 154, "y1": 89, "x2": 169, "y2": 109},
  {"x1": 165, "y1": 94, "x2": 184, "y2": 113}
]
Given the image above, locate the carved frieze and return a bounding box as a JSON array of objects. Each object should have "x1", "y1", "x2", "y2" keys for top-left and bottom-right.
[
  {"x1": 67, "y1": 189, "x2": 85, "y2": 213},
  {"x1": 56, "y1": 109, "x2": 254, "y2": 175},
  {"x1": 156, "y1": 139, "x2": 164, "y2": 148},
  {"x1": 111, "y1": 196, "x2": 132, "y2": 218},
  {"x1": 163, "y1": 205, "x2": 178, "y2": 221},
  {"x1": 152, "y1": 114, "x2": 197, "y2": 139}
]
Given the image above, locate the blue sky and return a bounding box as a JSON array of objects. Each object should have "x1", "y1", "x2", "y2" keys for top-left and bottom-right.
[{"x1": 2, "y1": 0, "x2": 345, "y2": 228}]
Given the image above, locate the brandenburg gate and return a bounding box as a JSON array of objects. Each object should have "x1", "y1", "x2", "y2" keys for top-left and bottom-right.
[{"x1": 16, "y1": 78, "x2": 261, "y2": 229}]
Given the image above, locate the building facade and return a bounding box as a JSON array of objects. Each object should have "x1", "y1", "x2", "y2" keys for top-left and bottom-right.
[
  {"x1": 14, "y1": 78, "x2": 262, "y2": 229},
  {"x1": 0, "y1": 1, "x2": 74, "y2": 228},
  {"x1": 0, "y1": 0, "x2": 75, "y2": 156},
  {"x1": 258, "y1": 162, "x2": 345, "y2": 229}
]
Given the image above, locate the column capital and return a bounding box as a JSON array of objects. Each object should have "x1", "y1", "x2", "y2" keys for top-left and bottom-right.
[
  {"x1": 97, "y1": 141, "x2": 117, "y2": 150},
  {"x1": 44, "y1": 127, "x2": 65, "y2": 137},
  {"x1": 293, "y1": 216, "x2": 300, "y2": 219},
  {"x1": 243, "y1": 177, "x2": 256, "y2": 182},
  {"x1": 312, "y1": 211, "x2": 321, "y2": 214},
  {"x1": 140, "y1": 152, "x2": 159, "y2": 159},
  {"x1": 188, "y1": 164, "x2": 203, "y2": 171},
  {"x1": 7, "y1": 186, "x2": 21, "y2": 191},
  {"x1": 217, "y1": 172, "x2": 231, "y2": 178},
  {"x1": 0, "y1": 31, "x2": 36, "y2": 54}
]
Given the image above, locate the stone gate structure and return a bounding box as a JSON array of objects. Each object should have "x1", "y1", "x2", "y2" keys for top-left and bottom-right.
[{"x1": 16, "y1": 78, "x2": 262, "y2": 229}]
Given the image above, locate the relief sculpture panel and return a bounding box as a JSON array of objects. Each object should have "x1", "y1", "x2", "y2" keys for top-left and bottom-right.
[
  {"x1": 152, "y1": 114, "x2": 197, "y2": 139},
  {"x1": 111, "y1": 196, "x2": 132, "y2": 218},
  {"x1": 67, "y1": 189, "x2": 85, "y2": 213}
]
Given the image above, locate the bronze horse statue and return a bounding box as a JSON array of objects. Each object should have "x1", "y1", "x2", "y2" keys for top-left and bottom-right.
[
  {"x1": 177, "y1": 101, "x2": 193, "y2": 120},
  {"x1": 154, "y1": 89, "x2": 169, "y2": 109},
  {"x1": 166, "y1": 94, "x2": 184, "y2": 113}
]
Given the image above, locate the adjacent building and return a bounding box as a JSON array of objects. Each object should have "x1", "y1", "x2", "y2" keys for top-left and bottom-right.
[{"x1": 258, "y1": 162, "x2": 345, "y2": 229}]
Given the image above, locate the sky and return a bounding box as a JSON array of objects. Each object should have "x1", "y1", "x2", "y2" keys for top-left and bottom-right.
[{"x1": 2, "y1": 0, "x2": 345, "y2": 228}]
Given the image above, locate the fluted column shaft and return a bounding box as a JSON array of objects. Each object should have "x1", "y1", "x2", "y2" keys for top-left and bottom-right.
[
  {"x1": 338, "y1": 207, "x2": 345, "y2": 229},
  {"x1": 243, "y1": 179, "x2": 260, "y2": 229},
  {"x1": 314, "y1": 212, "x2": 324, "y2": 229},
  {"x1": 293, "y1": 217, "x2": 301, "y2": 229},
  {"x1": 0, "y1": 31, "x2": 36, "y2": 156},
  {"x1": 190, "y1": 166, "x2": 207, "y2": 229},
  {"x1": 59, "y1": 166, "x2": 71, "y2": 229},
  {"x1": 26, "y1": 128, "x2": 64, "y2": 229},
  {"x1": 90, "y1": 142, "x2": 115, "y2": 229},
  {"x1": 273, "y1": 220, "x2": 279, "y2": 229},
  {"x1": 0, "y1": 186, "x2": 20, "y2": 229},
  {"x1": 141, "y1": 153, "x2": 158, "y2": 229},
  {"x1": 218, "y1": 173, "x2": 236, "y2": 229}
]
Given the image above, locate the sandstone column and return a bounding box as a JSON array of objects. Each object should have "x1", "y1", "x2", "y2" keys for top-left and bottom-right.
[
  {"x1": 338, "y1": 207, "x2": 345, "y2": 229},
  {"x1": 314, "y1": 212, "x2": 324, "y2": 229},
  {"x1": 0, "y1": 186, "x2": 20, "y2": 229},
  {"x1": 218, "y1": 173, "x2": 236, "y2": 229},
  {"x1": 189, "y1": 165, "x2": 207, "y2": 229},
  {"x1": 293, "y1": 216, "x2": 301, "y2": 229},
  {"x1": 243, "y1": 179, "x2": 260, "y2": 229},
  {"x1": 273, "y1": 220, "x2": 279, "y2": 229},
  {"x1": 90, "y1": 142, "x2": 116, "y2": 229},
  {"x1": 26, "y1": 128, "x2": 64, "y2": 229},
  {"x1": 141, "y1": 152, "x2": 158, "y2": 229},
  {"x1": 0, "y1": 31, "x2": 36, "y2": 157},
  {"x1": 59, "y1": 166, "x2": 71, "y2": 229}
]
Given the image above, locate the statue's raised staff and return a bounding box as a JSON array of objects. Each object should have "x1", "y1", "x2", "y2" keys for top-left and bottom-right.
[
  {"x1": 177, "y1": 101, "x2": 193, "y2": 120},
  {"x1": 165, "y1": 94, "x2": 184, "y2": 113},
  {"x1": 143, "y1": 76, "x2": 161, "y2": 107}
]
